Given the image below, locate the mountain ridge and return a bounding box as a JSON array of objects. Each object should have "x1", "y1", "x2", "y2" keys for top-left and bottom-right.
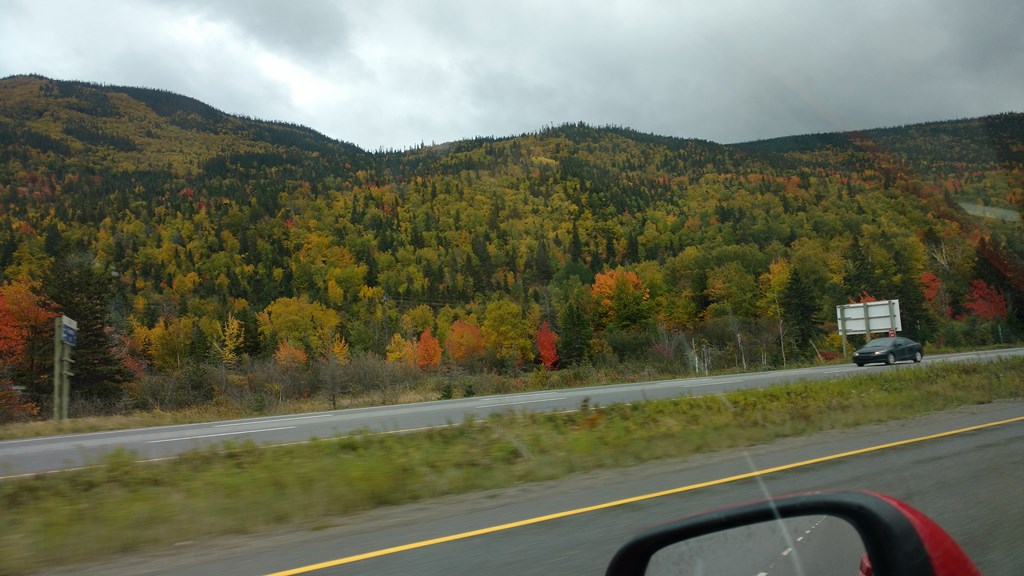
[
  {"x1": 8, "y1": 74, "x2": 1020, "y2": 165},
  {"x1": 1, "y1": 73, "x2": 1022, "y2": 395}
]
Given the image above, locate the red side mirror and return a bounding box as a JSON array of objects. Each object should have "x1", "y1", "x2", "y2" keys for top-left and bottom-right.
[
  {"x1": 606, "y1": 490, "x2": 978, "y2": 576},
  {"x1": 860, "y1": 552, "x2": 873, "y2": 576}
]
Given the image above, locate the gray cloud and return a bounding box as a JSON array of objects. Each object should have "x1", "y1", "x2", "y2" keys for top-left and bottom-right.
[
  {"x1": 149, "y1": 0, "x2": 354, "y2": 65},
  {"x1": 1, "y1": 0, "x2": 1021, "y2": 150}
]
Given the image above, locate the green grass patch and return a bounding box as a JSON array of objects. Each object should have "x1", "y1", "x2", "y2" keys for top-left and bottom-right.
[{"x1": 2, "y1": 358, "x2": 1023, "y2": 574}]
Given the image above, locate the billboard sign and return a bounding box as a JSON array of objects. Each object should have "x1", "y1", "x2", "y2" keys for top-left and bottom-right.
[{"x1": 836, "y1": 300, "x2": 901, "y2": 336}]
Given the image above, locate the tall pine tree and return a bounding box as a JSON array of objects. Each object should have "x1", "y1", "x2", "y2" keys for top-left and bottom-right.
[
  {"x1": 43, "y1": 254, "x2": 130, "y2": 400},
  {"x1": 557, "y1": 278, "x2": 593, "y2": 366},
  {"x1": 781, "y1": 267, "x2": 820, "y2": 356}
]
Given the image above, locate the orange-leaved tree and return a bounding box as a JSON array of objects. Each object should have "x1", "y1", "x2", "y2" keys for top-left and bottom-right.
[
  {"x1": 274, "y1": 340, "x2": 308, "y2": 368},
  {"x1": 0, "y1": 277, "x2": 58, "y2": 396},
  {"x1": 415, "y1": 327, "x2": 442, "y2": 370},
  {"x1": 0, "y1": 278, "x2": 55, "y2": 364},
  {"x1": 591, "y1": 268, "x2": 650, "y2": 330},
  {"x1": 445, "y1": 319, "x2": 484, "y2": 365}
]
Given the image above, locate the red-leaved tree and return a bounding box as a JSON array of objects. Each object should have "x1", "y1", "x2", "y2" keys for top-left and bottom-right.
[
  {"x1": 536, "y1": 322, "x2": 559, "y2": 371},
  {"x1": 850, "y1": 291, "x2": 879, "y2": 303},
  {"x1": 963, "y1": 279, "x2": 1007, "y2": 321},
  {"x1": 920, "y1": 272, "x2": 952, "y2": 318}
]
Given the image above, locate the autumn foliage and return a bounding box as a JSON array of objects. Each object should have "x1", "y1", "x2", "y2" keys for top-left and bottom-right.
[
  {"x1": 274, "y1": 341, "x2": 308, "y2": 368},
  {"x1": 536, "y1": 322, "x2": 559, "y2": 370},
  {"x1": 920, "y1": 273, "x2": 950, "y2": 317},
  {"x1": 0, "y1": 277, "x2": 56, "y2": 366},
  {"x1": 386, "y1": 333, "x2": 415, "y2": 366},
  {"x1": 1, "y1": 380, "x2": 39, "y2": 423},
  {"x1": 445, "y1": 320, "x2": 484, "y2": 364},
  {"x1": 1, "y1": 78, "x2": 1023, "y2": 415},
  {"x1": 963, "y1": 279, "x2": 1007, "y2": 321},
  {"x1": 850, "y1": 291, "x2": 879, "y2": 304},
  {"x1": 415, "y1": 327, "x2": 442, "y2": 370},
  {"x1": 591, "y1": 268, "x2": 650, "y2": 330}
]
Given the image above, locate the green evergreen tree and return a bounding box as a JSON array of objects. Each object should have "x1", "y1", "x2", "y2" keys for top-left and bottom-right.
[
  {"x1": 569, "y1": 221, "x2": 584, "y2": 263},
  {"x1": 43, "y1": 254, "x2": 130, "y2": 400},
  {"x1": 845, "y1": 236, "x2": 875, "y2": 298},
  {"x1": 471, "y1": 235, "x2": 493, "y2": 292},
  {"x1": 557, "y1": 278, "x2": 593, "y2": 366},
  {"x1": 781, "y1": 267, "x2": 820, "y2": 355},
  {"x1": 895, "y1": 274, "x2": 932, "y2": 342},
  {"x1": 532, "y1": 237, "x2": 553, "y2": 284}
]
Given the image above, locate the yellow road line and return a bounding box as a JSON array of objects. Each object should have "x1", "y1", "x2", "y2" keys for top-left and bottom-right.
[{"x1": 265, "y1": 414, "x2": 1024, "y2": 576}]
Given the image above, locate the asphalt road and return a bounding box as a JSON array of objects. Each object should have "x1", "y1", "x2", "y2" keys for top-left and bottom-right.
[
  {"x1": 41, "y1": 399, "x2": 1024, "y2": 576},
  {"x1": 2, "y1": 347, "x2": 1022, "y2": 478}
]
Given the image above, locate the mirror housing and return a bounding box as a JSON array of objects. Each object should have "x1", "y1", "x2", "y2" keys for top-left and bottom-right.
[{"x1": 606, "y1": 490, "x2": 978, "y2": 576}]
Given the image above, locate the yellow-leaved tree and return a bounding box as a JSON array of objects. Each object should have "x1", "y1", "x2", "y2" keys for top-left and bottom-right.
[
  {"x1": 331, "y1": 335, "x2": 350, "y2": 365},
  {"x1": 217, "y1": 313, "x2": 244, "y2": 366},
  {"x1": 482, "y1": 300, "x2": 533, "y2": 366},
  {"x1": 258, "y1": 296, "x2": 340, "y2": 357},
  {"x1": 385, "y1": 333, "x2": 415, "y2": 366}
]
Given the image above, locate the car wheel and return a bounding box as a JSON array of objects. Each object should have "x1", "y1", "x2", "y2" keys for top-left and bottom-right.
[
  {"x1": 913, "y1": 351, "x2": 922, "y2": 363},
  {"x1": 885, "y1": 353, "x2": 895, "y2": 365},
  {"x1": 855, "y1": 362, "x2": 864, "y2": 367}
]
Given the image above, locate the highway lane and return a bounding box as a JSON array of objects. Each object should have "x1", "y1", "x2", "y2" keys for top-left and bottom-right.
[
  {"x1": 3, "y1": 347, "x2": 1022, "y2": 477},
  {"x1": 42, "y1": 400, "x2": 1024, "y2": 576},
  {"x1": 251, "y1": 402, "x2": 1024, "y2": 576}
]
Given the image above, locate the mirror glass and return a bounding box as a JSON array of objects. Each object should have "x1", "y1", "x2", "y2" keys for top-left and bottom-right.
[{"x1": 646, "y1": 515, "x2": 867, "y2": 576}]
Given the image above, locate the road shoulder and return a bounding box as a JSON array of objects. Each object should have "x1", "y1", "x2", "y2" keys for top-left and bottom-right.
[{"x1": 38, "y1": 399, "x2": 1024, "y2": 576}]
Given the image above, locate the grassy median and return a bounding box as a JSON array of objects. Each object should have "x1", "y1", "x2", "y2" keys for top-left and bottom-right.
[{"x1": 2, "y1": 358, "x2": 1023, "y2": 574}]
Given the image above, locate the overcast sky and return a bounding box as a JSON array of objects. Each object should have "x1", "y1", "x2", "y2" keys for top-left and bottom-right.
[{"x1": 2, "y1": 0, "x2": 1021, "y2": 151}]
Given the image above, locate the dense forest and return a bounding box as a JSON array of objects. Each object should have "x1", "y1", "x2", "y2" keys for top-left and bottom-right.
[{"x1": 1, "y1": 74, "x2": 1022, "y2": 420}]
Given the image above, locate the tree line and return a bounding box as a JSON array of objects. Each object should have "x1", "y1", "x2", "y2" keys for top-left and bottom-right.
[{"x1": 1, "y1": 77, "x2": 1022, "y2": 421}]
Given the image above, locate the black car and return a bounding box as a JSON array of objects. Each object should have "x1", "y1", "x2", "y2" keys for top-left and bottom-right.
[{"x1": 852, "y1": 337, "x2": 923, "y2": 366}]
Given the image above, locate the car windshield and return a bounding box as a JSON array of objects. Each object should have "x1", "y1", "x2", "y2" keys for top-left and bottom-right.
[{"x1": 864, "y1": 338, "x2": 897, "y2": 348}]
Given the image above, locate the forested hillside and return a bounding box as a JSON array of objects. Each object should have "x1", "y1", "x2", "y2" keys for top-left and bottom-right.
[{"x1": 1, "y1": 74, "x2": 1022, "y2": 419}]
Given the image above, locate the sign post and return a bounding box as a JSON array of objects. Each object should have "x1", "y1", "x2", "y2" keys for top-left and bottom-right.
[{"x1": 53, "y1": 315, "x2": 76, "y2": 421}]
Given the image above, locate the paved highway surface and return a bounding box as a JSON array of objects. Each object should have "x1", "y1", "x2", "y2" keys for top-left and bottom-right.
[
  {"x1": 39, "y1": 399, "x2": 1024, "y2": 576},
  {"x1": 2, "y1": 347, "x2": 1022, "y2": 478}
]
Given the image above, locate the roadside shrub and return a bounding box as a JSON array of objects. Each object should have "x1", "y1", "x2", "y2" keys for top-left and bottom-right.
[
  {"x1": 342, "y1": 351, "x2": 422, "y2": 405},
  {"x1": 0, "y1": 380, "x2": 39, "y2": 423}
]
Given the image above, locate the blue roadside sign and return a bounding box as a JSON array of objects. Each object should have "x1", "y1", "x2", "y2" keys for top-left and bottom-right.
[{"x1": 61, "y1": 315, "x2": 77, "y2": 347}]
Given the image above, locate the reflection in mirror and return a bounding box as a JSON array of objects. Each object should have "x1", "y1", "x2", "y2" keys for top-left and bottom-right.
[{"x1": 646, "y1": 515, "x2": 866, "y2": 576}]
